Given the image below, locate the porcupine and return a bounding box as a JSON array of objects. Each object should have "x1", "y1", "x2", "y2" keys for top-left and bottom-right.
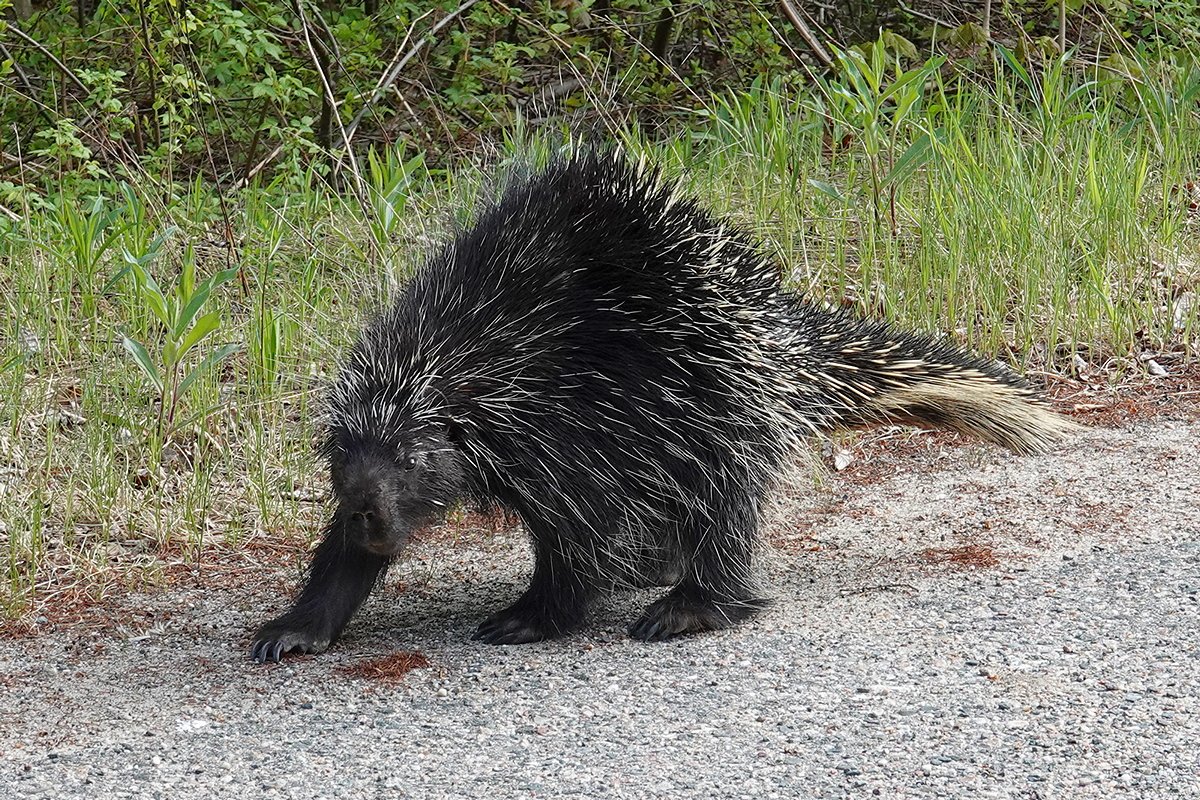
[{"x1": 251, "y1": 150, "x2": 1075, "y2": 662}]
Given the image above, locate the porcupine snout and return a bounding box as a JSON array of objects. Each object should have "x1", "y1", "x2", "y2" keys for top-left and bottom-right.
[{"x1": 329, "y1": 448, "x2": 414, "y2": 556}]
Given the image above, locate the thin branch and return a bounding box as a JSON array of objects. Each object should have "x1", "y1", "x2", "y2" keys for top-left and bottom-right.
[
  {"x1": 0, "y1": 40, "x2": 149, "y2": 182},
  {"x1": 0, "y1": 39, "x2": 57, "y2": 131},
  {"x1": 340, "y1": 5, "x2": 438, "y2": 146},
  {"x1": 343, "y1": 0, "x2": 482, "y2": 147},
  {"x1": 499, "y1": 0, "x2": 704, "y2": 127},
  {"x1": 295, "y1": 0, "x2": 370, "y2": 207},
  {"x1": 5, "y1": 24, "x2": 89, "y2": 94},
  {"x1": 231, "y1": 144, "x2": 284, "y2": 190},
  {"x1": 777, "y1": 0, "x2": 834, "y2": 71}
]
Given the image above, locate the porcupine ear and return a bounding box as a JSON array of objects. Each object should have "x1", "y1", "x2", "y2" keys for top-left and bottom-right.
[
  {"x1": 443, "y1": 420, "x2": 465, "y2": 449},
  {"x1": 438, "y1": 380, "x2": 477, "y2": 450}
]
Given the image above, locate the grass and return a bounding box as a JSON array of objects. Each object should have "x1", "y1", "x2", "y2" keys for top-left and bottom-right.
[{"x1": 1, "y1": 48, "x2": 1198, "y2": 621}]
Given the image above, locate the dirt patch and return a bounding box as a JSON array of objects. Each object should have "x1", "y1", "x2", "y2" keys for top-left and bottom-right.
[
  {"x1": 410, "y1": 508, "x2": 517, "y2": 547},
  {"x1": 1047, "y1": 366, "x2": 1200, "y2": 425},
  {"x1": 916, "y1": 543, "x2": 1003, "y2": 570},
  {"x1": 340, "y1": 650, "x2": 432, "y2": 683}
]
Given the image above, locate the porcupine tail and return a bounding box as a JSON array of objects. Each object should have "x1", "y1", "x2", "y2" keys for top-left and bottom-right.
[{"x1": 778, "y1": 301, "x2": 1079, "y2": 455}]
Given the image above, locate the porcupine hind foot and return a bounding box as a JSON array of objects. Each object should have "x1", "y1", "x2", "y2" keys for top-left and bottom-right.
[
  {"x1": 630, "y1": 517, "x2": 768, "y2": 641},
  {"x1": 629, "y1": 585, "x2": 770, "y2": 641},
  {"x1": 473, "y1": 546, "x2": 592, "y2": 645}
]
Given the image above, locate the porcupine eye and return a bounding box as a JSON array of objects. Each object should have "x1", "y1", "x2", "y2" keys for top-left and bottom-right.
[{"x1": 402, "y1": 455, "x2": 418, "y2": 471}]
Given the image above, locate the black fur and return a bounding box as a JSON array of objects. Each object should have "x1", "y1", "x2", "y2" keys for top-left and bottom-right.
[{"x1": 251, "y1": 151, "x2": 1070, "y2": 662}]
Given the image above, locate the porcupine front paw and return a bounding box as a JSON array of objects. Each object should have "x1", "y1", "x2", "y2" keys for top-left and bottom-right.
[
  {"x1": 629, "y1": 589, "x2": 770, "y2": 642},
  {"x1": 250, "y1": 614, "x2": 333, "y2": 663}
]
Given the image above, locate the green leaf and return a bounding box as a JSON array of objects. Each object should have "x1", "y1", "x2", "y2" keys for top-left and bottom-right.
[
  {"x1": 838, "y1": 50, "x2": 874, "y2": 99},
  {"x1": 173, "y1": 284, "x2": 214, "y2": 340},
  {"x1": 174, "y1": 402, "x2": 227, "y2": 432},
  {"x1": 402, "y1": 152, "x2": 426, "y2": 176},
  {"x1": 121, "y1": 335, "x2": 163, "y2": 393},
  {"x1": 145, "y1": 225, "x2": 178, "y2": 261},
  {"x1": 869, "y1": 37, "x2": 886, "y2": 87},
  {"x1": 142, "y1": 283, "x2": 171, "y2": 330},
  {"x1": 177, "y1": 312, "x2": 221, "y2": 360},
  {"x1": 177, "y1": 343, "x2": 241, "y2": 397},
  {"x1": 807, "y1": 178, "x2": 846, "y2": 202},
  {"x1": 101, "y1": 263, "x2": 134, "y2": 294},
  {"x1": 882, "y1": 31, "x2": 918, "y2": 61},
  {"x1": 0, "y1": 352, "x2": 24, "y2": 375},
  {"x1": 180, "y1": 249, "x2": 196, "y2": 300},
  {"x1": 173, "y1": 266, "x2": 238, "y2": 340},
  {"x1": 947, "y1": 22, "x2": 988, "y2": 49},
  {"x1": 997, "y1": 44, "x2": 1034, "y2": 92},
  {"x1": 883, "y1": 58, "x2": 945, "y2": 106},
  {"x1": 96, "y1": 411, "x2": 141, "y2": 433}
]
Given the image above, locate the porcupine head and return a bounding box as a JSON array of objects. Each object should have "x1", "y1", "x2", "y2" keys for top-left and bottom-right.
[
  {"x1": 321, "y1": 333, "x2": 470, "y2": 558},
  {"x1": 322, "y1": 421, "x2": 466, "y2": 556}
]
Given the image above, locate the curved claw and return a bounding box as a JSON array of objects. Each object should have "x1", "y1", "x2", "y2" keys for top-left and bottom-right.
[
  {"x1": 629, "y1": 593, "x2": 769, "y2": 642},
  {"x1": 473, "y1": 608, "x2": 558, "y2": 645},
  {"x1": 249, "y1": 619, "x2": 331, "y2": 663},
  {"x1": 628, "y1": 610, "x2": 685, "y2": 642}
]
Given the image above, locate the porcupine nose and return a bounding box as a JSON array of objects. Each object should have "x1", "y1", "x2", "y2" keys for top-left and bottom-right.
[{"x1": 347, "y1": 500, "x2": 384, "y2": 545}]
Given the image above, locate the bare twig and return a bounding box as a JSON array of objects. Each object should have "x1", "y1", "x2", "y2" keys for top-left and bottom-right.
[
  {"x1": 496, "y1": 1, "x2": 634, "y2": 135},
  {"x1": 231, "y1": 144, "x2": 284, "y2": 191},
  {"x1": 0, "y1": 40, "x2": 149, "y2": 182},
  {"x1": 777, "y1": 0, "x2": 835, "y2": 71},
  {"x1": 1058, "y1": 0, "x2": 1067, "y2": 54},
  {"x1": 295, "y1": 1, "x2": 370, "y2": 204},
  {"x1": 339, "y1": 5, "x2": 438, "y2": 147},
  {"x1": 5, "y1": 24, "x2": 89, "y2": 94},
  {"x1": 838, "y1": 583, "x2": 919, "y2": 597},
  {"x1": 0, "y1": 40, "x2": 57, "y2": 132},
  {"x1": 343, "y1": 0, "x2": 482, "y2": 147}
]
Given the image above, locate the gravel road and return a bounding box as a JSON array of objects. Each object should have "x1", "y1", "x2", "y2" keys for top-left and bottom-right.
[{"x1": 2, "y1": 416, "x2": 1197, "y2": 799}]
